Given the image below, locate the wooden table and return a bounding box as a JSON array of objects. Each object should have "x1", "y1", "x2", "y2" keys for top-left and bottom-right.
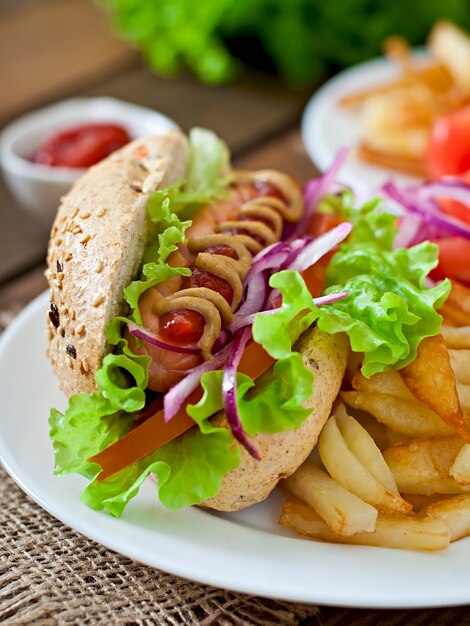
[{"x1": 1, "y1": 2, "x2": 468, "y2": 624}]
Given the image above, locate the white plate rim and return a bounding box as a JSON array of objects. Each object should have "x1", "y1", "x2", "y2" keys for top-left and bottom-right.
[
  {"x1": 1, "y1": 291, "x2": 470, "y2": 609},
  {"x1": 301, "y1": 52, "x2": 425, "y2": 189}
]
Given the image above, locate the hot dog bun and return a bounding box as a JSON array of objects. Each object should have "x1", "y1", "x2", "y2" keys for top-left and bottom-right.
[
  {"x1": 203, "y1": 328, "x2": 348, "y2": 511},
  {"x1": 47, "y1": 133, "x2": 189, "y2": 396},
  {"x1": 46, "y1": 131, "x2": 348, "y2": 512}
]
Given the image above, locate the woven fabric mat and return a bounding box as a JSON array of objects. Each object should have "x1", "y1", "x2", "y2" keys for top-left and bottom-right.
[{"x1": 0, "y1": 311, "x2": 318, "y2": 626}]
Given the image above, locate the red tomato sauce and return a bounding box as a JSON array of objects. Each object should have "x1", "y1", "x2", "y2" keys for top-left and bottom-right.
[{"x1": 33, "y1": 123, "x2": 131, "y2": 168}]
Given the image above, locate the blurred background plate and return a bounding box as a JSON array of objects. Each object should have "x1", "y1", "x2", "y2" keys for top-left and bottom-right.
[{"x1": 301, "y1": 54, "x2": 423, "y2": 191}]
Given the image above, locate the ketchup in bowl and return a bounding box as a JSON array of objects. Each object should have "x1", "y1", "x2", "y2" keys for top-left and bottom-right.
[{"x1": 33, "y1": 123, "x2": 131, "y2": 168}]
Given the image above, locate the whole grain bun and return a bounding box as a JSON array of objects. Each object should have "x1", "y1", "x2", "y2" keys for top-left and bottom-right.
[
  {"x1": 203, "y1": 327, "x2": 348, "y2": 511},
  {"x1": 47, "y1": 132, "x2": 349, "y2": 513},
  {"x1": 46, "y1": 132, "x2": 189, "y2": 397}
]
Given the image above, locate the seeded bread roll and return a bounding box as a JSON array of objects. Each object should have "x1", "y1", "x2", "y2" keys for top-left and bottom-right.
[
  {"x1": 46, "y1": 132, "x2": 189, "y2": 397},
  {"x1": 203, "y1": 328, "x2": 348, "y2": 511}
]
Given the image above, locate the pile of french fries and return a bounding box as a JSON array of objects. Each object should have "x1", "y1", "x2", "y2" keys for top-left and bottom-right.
[
  {"x1": 340, "y1": 21, "x2": 470, "y2": 176},
  {"x1": 280, "y1": 279, "x2": 470, "y2": 551}
]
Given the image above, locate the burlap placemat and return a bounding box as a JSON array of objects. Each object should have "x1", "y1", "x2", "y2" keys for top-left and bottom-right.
[{"x1": 0, "y1": 311, "x2": 318, "y2": 626}]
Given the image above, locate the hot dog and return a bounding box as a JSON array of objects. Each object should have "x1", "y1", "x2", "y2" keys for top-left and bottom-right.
[{"x1": 46, "y1": 129, "x2": 349, "y2": 513}]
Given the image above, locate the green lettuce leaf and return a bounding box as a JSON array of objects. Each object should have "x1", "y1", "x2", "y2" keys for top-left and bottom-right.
[
  {"x1": 253, "y1": 270, "x2": 319, "y2": 359},
  {"x1": 316, "y1": 194, "x2": 451, "y2": 377},
  {"x1": 80, "y1": 371, "x2": 240, "y2": 514},
  {"x1": 190, "y1": 350, "x2": 313, "y2": 438},
  {"x1": 185, "y1": 127, "x2": 230, "y2": 196},
  {"x1": 49, "y1": 320, "x2": 150, "y2": 481}
]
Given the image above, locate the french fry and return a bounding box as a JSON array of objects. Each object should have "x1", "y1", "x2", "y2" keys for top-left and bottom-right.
[
  {"x1": 333, "y1": 404, "x2": 400, "y2": 495},
  {"x1": 457, "y1": 383, "x2": 470, "y2": 413},
  {"x1": 386, "y1": 428, "x2": 414, "y2": 447},
  {"x1": 354, "y1": 412, "x2": 390, "y2": 451},
  {"x1": 449, "y1": 349, "x2": 470, "y2": 383},
  {"x1": 357, "y1": 143, "x2": 428, "y2": 176},
  {"x1": 339, "y1": 64, "x2": 453, "y2": 108},
  {"x1": 283, "y1": 460, "x2": 377, "y2": 536},
  {"x1": 428, "y1": 21, "x2": 470, "y2": 95},
  {"x1": 318, "y1": 415, "x2": 411, "y2": 514},
  {"x1": 450, "y1": 443, "x2": 470, "y2": 485},
  {"x1": 340, "y1": 391, "x2": 455, "y2": 438},
  {"x1": 383, "y1": 36, "x2": 414, "y2": 76},
  {"x1": 383, "y1": 436, "x2": 468, "y2": 494},
  {"x1": 400, "y1": 334, "x2": 470, "y2": 441},
  {"x1": 402, "y1": 493, "x2": 452, "y2": 513},
  {"x1": 352, "y1": 369, "x2": 415, "y2": 401},
  {"x1": 279, "y1": 499, "x2": 450, "y2": 551},
  {"x1": 443, "y1": 327, "x2": 470, "y2": 351},
  {"x1": 420, "y1": 495, "x2": 470, "y2": 542},
  {"x1": 439, "y1": 280, "x2": 470, "y2": 327}
]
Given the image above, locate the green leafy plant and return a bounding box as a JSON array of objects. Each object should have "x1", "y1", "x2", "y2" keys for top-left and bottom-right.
[{"x1": 98, "y1": 0, "x2": 470, "y2": 85}]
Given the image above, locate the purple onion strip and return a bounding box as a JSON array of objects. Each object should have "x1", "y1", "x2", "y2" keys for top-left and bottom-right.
[
  {"x1": 289, "y1": 222, "x2": 352, "y2": 272},
  {"x1": 383, "y1": 182, "x2": 470, "y2": 242},
  {"x1": 163, "y1": 343, "x2": 232, "y2": 422},
  {"x1": 222, "y1": 327, "x2": 260, "y2": 460}
]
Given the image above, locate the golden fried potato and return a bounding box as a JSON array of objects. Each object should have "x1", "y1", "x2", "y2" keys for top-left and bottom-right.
[
  {"x1": 449, "y1": 349, "x2": 470, "y2": 384},
  {"x1": 334, "y1": 405, "x2": 399, "y2": 494},
  {"x1": 352, "y1": 370, "x2": 415, "y2": 401},
  {"x1": 279, "y1": 499, "x2": 450, "y2": 551},
  {"x1": 283, "y1": 460, "x2": 377, "y2": 536},
  {"x1": 420, "y1": 495, "x2": 470, "y2": 541},
  {"x1": 443, "y1": 328, "x2": 470, "y2": 351},
  {"x1": 318, "y1": 415, "x2": 411, "y2": 514},
  {"x1": 402, "y1": 493, "x2": 453, "y2": 513},
  {"x1": 400, "y1": 334, "x2": 470, "y2": 441},
  {"x1": 439, "y1": 280, "x2": 470, "y2": 327},
  {"x1": 341, "y1": 391, "x2": 454, "y2": 438},
  {"x1": 429, "y1": 21, "x2": 470, "y2": 95},
  {"x1": 450, "y1": 443, "x2": 470, "y2": 485},
  {"x1": 383, "y1": 436, "x2": 468, "y2": 494}
]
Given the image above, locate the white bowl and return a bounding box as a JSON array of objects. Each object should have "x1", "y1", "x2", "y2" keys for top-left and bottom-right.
[{"x1": 0, "y1": 97, "x2": 179, "y2": 226}]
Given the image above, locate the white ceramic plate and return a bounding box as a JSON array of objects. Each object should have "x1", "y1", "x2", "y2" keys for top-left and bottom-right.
[
  {"x1": 1, "y1": 292, "x2": 470, "y2": 608},
  {"x1": 301, "y1": 54, "x2": 425, "y2": 190}
]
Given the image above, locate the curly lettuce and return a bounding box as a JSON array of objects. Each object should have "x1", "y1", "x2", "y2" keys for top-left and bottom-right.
[{"x1": 316, "y1": 194, "x2": 451, "y2": 376}]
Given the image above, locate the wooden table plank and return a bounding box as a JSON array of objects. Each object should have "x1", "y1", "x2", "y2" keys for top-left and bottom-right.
[
  {"x1": 0, "y1": 0, "x2": 137, "y2": 124},
  {"x1": 0, "y1": 182, "x2": 50, "y2": 285},
  {"x1": 84, "y1": 67, "x2": 310, "y2": 155},
  {"x1": 235, "y1": 129, "x2": 318, "y2": 179},
  {"x1": 0, "y1": 265, "x2": 46, "y2": 319}
]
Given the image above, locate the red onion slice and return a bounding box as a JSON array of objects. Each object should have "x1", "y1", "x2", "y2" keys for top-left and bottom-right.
[
  {"x1": 297, "y1": 148, "x2": 349, "y2": 237},
  {"x1": 289, "y1": 222, "x2": 352, "y2": 272},
  {"x1": 420, "y1": 179, "x2": 470, "y2": 207},
  {"x1": 383, "y1": 182, "x2": 470, "y2": 241},
  {"x1": 222, "y1": 327, "x2": 260, "y2": 460},
  {"x1": 163, "y1": 343, "x2": 232, "y2": 422},
  {"x1": 236, "y1": 243, "x2": 292, "y2": 317},
  {"x1": 128, "y1": 322, "x2": 200, "y2": 354}
]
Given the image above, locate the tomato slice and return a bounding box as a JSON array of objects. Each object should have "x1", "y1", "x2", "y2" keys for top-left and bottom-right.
[
  {"x1": 91, "y1": 343, "x2": 275, "y2": 481},
  {"x1": 436, "y1": 170, "x2": 470, "y2": 228},
  {"x1": 427, "y1": 106, "x2": 470, "y2": 178},
  {"x1": 307, "y1": 212, "x2": 345, "y2": 238},
  {"x1": 430, "y1": 237, "x2": 470, "y2": 286}
]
